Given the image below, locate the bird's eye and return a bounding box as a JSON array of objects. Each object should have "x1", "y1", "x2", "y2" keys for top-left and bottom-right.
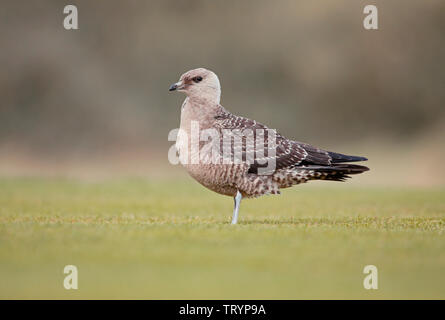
[{"x1": 193, "y1": 76, "x2": 203, "y2": 83}]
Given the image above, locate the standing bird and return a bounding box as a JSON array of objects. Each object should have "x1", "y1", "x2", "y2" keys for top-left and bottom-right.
[{"x1": 169, "y1": 68, "x2": 369, "y2": 224}]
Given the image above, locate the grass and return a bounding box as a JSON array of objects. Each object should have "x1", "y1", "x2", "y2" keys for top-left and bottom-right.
[{"x1": 0, "y1": 177, "x2": 444, "y2": 299}]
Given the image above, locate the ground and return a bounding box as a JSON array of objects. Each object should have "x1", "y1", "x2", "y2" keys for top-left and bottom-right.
[{"x1": 0, "y1": 177, "x2": 444, "y2": 299}]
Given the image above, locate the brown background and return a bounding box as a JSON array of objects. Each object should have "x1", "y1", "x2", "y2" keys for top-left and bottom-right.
[{"x1": 1, "y1": 0, "x2": 444, "y2": 185}]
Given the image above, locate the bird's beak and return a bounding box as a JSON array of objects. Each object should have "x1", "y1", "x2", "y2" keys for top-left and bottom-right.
[{"x1": 169, "y1": 81, "x2": 182, "y2": 92}]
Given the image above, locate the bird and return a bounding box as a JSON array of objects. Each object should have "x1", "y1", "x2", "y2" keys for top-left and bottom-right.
[{"x1": 169, "y1": 68, "x2": 369, "y2": 224}]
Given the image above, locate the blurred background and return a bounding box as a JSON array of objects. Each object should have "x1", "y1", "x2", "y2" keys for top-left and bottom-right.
[{"x1": 1, "y1": 0, "x2": 444, "y2": 185}]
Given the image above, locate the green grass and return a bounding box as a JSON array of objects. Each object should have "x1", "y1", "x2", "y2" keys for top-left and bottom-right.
[{"x1": 0, "y1": 177, "x2": 444, "y2": 299}]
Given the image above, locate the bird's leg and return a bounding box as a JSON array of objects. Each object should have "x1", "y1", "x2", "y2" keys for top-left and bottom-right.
[{"x1": 231, "y1": 190, "x2": 242, "y2": 224}]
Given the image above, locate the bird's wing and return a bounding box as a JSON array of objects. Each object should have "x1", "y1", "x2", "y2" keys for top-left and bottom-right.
[{"x1": 213, "y1": 107, "x2": 334, "y2": 175}]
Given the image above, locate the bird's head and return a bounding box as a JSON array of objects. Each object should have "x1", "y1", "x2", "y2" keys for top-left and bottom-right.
[{"x1": 169, "y1": 68, "x2": 221, "y2": 104}]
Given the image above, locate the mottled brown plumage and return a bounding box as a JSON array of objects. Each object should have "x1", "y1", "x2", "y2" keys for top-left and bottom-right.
[{"x1": 170, "y1": 68, "x2": 369, "y2": 223}]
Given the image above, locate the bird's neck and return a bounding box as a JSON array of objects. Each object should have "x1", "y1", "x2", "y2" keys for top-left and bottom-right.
[
  {"x1": 180, "y1": 97, "x2": 221, "y2": 132},
  {"x1": 189, "y1": 89, "x2": 220, "y2": 105}
]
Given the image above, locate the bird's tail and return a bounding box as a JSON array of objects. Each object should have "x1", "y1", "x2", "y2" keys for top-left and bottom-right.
[
  {"x1": 327, "y1": 151, "x2": 368, "y2": 163},
  {"x1": 308, "y1": 163, "x2": 369, "y2": 182}
]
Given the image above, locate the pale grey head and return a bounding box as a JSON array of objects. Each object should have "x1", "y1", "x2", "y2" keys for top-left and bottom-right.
[{"x1": 169, "y1": 68, "x2": 221, "y2": 104}]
